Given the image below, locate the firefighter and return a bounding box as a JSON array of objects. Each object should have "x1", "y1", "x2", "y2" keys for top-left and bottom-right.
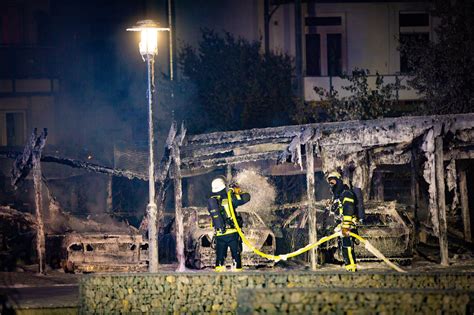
[
  {"x1": 207, "y1": 176, "x2": 250, "y2": 272},
  {"x1": 326, "y1": 171, "x2": 358, "y2": 272}
]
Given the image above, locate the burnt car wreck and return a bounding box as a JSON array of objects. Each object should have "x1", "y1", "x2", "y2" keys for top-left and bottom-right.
[
  {"x1": 279, "y1": 201, "x2": 414, "y2": 264},
  {"x1": 62, "y1": 233, "x2": 148, "y2": 273},
  {"x1": 182, "y1": 207, "x2": 275, "y2": 269},
  {"x1": 0, "y1": 205, "x2": 149, "y2": 273},
  {"x1": 1, "y1": 113, "x2": 473, "y2": 272}
]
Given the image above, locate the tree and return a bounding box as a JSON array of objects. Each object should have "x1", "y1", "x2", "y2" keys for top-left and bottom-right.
[
  {"x1": 179, "y1": 29, "x2": 297, "y2": 133},
  {"x1": 399, "y1": 0, "x2": 474, "y2": 114},
  {"x1": 293, "y1": 69, "x2": 403, "y2": 123}
]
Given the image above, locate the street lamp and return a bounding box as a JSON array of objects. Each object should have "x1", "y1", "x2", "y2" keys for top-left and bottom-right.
[{"x1": 127, "y1": 20, "x2": 169, "y2": 272}]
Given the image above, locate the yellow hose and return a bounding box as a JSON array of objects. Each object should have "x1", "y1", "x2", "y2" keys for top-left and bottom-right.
[
  {"x1": 349, "y1": 232, "x2": 407, "y2": 273},
  {"x1": 227, "y1": 190, "x2": 406, "y2": 272},
  {"x1": 227, "y1": 190, "x2": 338, "y2": 261}
]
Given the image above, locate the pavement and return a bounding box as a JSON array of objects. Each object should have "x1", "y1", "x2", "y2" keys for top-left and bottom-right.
[
  {"x1": 1, "y1": 284, "x2": 78, "y2": 310},
  {"x1": 0, "y1": 258, "x2": 473, "y2": 314},
  {"x1": 0, "y1": 268, "x2": 80, "y2": 313}
]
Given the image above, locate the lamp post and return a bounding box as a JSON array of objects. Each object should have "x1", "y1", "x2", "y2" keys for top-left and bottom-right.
[{"x1": 127, "y1": 20, "x2": 169, "y2": 272}]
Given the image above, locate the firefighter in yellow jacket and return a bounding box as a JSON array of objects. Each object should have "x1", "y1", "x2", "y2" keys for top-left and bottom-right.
[
  {"x1": 207, "y1": 176, "x2": 250, "y2": 272},
  {"x1": 326, "y1": 171, "x2": 358, "y2": 272}
]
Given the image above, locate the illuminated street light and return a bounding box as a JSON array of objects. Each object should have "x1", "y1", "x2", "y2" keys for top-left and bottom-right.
[{"x1": 127, "y1": 20, "x2": 169, "y2": 273}]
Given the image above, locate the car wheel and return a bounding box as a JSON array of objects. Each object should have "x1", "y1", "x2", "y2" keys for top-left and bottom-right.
[{"x1": 62, "y1": 260, "x2": 75, "y2": 274}]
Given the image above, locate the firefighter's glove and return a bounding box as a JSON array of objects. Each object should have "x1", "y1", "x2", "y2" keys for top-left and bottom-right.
[
  {"x1": 335, "y1": 223, "x2": 350, "y2": 236},
  {"x1": 341, "y1": 227, "x2": 351, "y2": 237},
  {"x1": 229, "y1": 182, "x2": 242, "y2": 195}
]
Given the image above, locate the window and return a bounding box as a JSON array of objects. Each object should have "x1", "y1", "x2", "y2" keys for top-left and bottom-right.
[
  {"x1": 6, "y1": 112, "x2": 25, "y2": 146},
  {"x1": 305, "y1": 15, "x2": 346, "y2": 76},
  {"x1": 399, "y1": 13, "x2": 429, "y2": 27},
  {"x1": 399, "y1": 12, "x2": 430, "y2": 73},
  {"x1": 327, "y1": 34, "x2": 342, "y2": 76},
  {"x1": 0, "y1": 6, "x2": 24, "y2": 45},
  {"x1": 305, "y1": 16, "x2": 342, "y2": 27},
  {"x1": 399, "y1": 33, "x2": 429, "y2": 73},
  {"x1": 305, "y1": 34, "x2": 321, "y2": 76}
]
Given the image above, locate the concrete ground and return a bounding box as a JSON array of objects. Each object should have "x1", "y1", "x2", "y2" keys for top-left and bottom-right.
[
  {"x1": 1, "y1": 256, "x2": 473, "y2": 314},
  {"x1": 0, "y1": 268, "x2": 80, "y2": 314}
]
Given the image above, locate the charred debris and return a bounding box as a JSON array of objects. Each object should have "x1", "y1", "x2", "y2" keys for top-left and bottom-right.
[{"x1": 1, "y1": 113, "x2": 473, "y2": 271}]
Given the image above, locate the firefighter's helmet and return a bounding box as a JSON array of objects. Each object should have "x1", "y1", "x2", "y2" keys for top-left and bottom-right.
[
  {"x1": 326, "y1": 171, "x2": 342, "y2": 181},
  {"x1": 211, "y1": 177, "x2": 226, "y2": 193}
]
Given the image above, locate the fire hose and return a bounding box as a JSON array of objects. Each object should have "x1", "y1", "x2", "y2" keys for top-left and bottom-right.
[{"x1": 227, "y1": 190, "x2": 406, "y2": 273}]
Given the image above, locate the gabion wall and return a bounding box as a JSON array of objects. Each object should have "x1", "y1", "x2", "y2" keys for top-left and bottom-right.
[
  {"x1": 237, "y1": 287, "x2": 472, "y2": 315},
  {"x1": 80, "y1": 271, "x2": 474, "y2": 314}
]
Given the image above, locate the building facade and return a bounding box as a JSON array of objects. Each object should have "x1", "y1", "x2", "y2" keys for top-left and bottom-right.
[
  {"x1": 174, "y1": 0, "x2": 433, "y2": 102},
  {"x1": 0, "y1": 0, "x2": 58, "y2": 148}
]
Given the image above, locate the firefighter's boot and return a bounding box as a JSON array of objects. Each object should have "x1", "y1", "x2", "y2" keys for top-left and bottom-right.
[{"x1": 341, "y1": 236, "x2": 357, "y2": 272}]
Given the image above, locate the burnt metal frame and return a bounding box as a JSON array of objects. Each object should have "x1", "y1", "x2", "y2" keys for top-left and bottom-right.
[{"x1": 171, "y1": 113, "x2": 474, "y2": 268}]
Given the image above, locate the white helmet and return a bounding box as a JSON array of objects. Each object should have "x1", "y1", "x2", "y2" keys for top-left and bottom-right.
[{"x1": 211, "y1": 177, "x2": 226, "y2": 193}]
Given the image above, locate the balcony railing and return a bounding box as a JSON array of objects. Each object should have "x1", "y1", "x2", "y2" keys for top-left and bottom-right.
[{"x1": 304, "y1": 75, "x2": 421, "y2": 102}]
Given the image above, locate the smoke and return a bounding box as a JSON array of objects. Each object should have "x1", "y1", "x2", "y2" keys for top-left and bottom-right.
[
  {"x1": 45, "y1": 181, "x2": 136, "y2": 234},
  {"x1": 47, "y1": 204, "x2": 136, "y2": 234},
  {"x1": 234, "y1": 168, "x2": 277, "y2": 222}
]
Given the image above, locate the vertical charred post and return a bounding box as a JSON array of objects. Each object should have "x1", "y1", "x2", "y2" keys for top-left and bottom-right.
[
  {"x1": 172, "y1": 139, "x2": 185, "y2": 271},
  {"x1": 226, "y1": 164, "x2": 232, "y2": 183},
  {"x1": 305, "y1": 141, "x2": 318, "y2": 269},
  {"x1": 434, "y1": 136, "x2": 449, "y2": 266},
  {"x1": 459, "y1": 168, "x2": 472, "y2": 242},
  {"x1": 373, "y1": 171, "x2": 384, "y2": 201},
  {"x1": 32, "y1": 129, "x2": 47, "y2": 274},
  {"x1": 410, "y1": 147, "x2": 420, "y2": 240},
  {"x1": 106, "y1": 175, "x2": 113, "y2": 213}
]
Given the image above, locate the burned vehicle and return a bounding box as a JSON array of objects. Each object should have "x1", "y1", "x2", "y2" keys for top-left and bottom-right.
[
  {"x1": 0, "y1": 206, "x2": 37, "y2": 271},
  {"x1": 280, "y1": 201, "x2": 414, "y2": 264},
  {"x1": 347, "y1": 201, "x2": 414, "y2": 263},
  {"x1": 61, "y1": 233, "x2": 149, "y2": 273},
  {"x1": 183, "y1": 207, "x2": 276, "y2": 269}
]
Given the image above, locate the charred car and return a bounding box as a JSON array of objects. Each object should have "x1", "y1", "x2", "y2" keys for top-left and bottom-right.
[
  {"x1": 183, "y1": 207, "x2": 276, "y2": 269},
  {"x1": 0, "y1": 206, "x2": 37, "y2": 270},
  {"x1": 61, "y1": 233, "x2": 149, "y2": 273},
  {"x1": 280, "y1": 201, "x2": 414, "y2": 264}
]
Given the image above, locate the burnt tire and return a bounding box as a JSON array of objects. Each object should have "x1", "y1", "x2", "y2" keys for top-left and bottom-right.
[{"x1": 61, "y1": 260, "x2": 75, "y2": 274}]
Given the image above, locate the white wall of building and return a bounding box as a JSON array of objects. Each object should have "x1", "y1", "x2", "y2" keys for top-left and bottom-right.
[
  {"x1": 174, "y1": 0, "x2": 263, "y2": 48},
  {"x1": 170, "y1": 0, "x2": 433, "y2": 102}
]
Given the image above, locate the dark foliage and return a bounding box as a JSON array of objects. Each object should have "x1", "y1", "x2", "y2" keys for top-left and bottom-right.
[
  {"x1": 399, "y1": 0, "x2": 474, "y2": 114},
  {"x1": 294, "y1": 69, "x2": 403, "y2": 123},
  {"x1": 178, "y1": 29, "x2": 297, "y2": 133}
]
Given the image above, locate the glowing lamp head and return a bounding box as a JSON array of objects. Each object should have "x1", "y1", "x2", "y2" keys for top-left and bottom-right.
[
  {"x1": 139, "y1": 27, "x2": 158, "y2": 56},
  {"x1": 127, "y1": 20, "x2": 169, "y2": 58}
]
